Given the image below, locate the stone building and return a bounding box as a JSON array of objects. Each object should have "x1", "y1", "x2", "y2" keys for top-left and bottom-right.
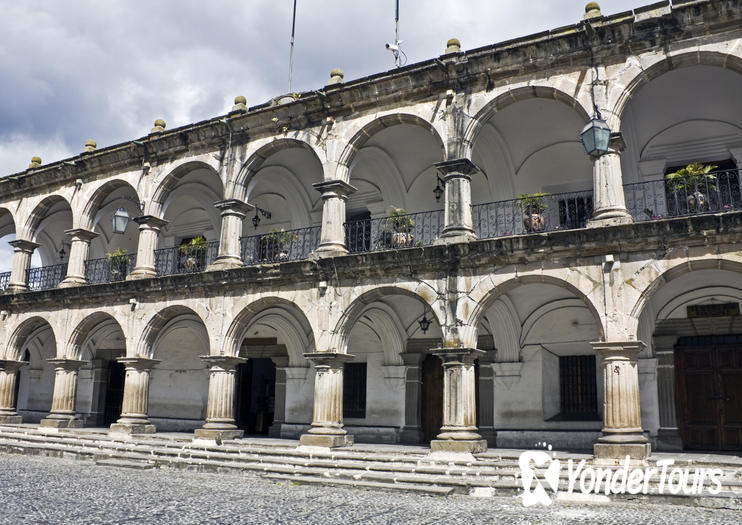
[{"x1": 1, "y1": 0, "x2": 741, "y2": 460}]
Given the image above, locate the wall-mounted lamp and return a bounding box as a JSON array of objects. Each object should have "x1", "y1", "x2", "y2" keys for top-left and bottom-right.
[
  {"x1": 0, "y1": 310, "x2": 8, "y2": 321},
  {"x1": 251, "y1": 206, "x2": 272, "y2": 229},
  {"x1": 129, "y1": 297, "x2": 138, "y2": 311},
  {"x1": 112, "y1": 197, "x2": 145, "y2": 234},
  {"x1": 418, "y1": 311, "x2": 432, "y2": 334},
  {"x1": 59, "y1": 241, "x2": 69, "y2": 261},
  {"x1": 433, "y1": 175, "x2": 445, "y2": 203},
  {"x1": 318, "y1": 280, "x2": 328, "y2": 295}
]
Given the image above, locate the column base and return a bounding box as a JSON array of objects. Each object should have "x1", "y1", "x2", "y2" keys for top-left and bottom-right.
[
  {"x1": 206, "y1": 257, "x2": 244, "y2": 271},
  {"x1": 40, "y1": 418, "x2": 83, "y2": 429},
  {"x1": 0, "y1": 414, "x2": 23, "y2": 424},
  {"x1": 656, "y1": 428, "x2": 683, "y2": 451},
  {"x1": 58, "y1": 277, "x2": 86, "y2": 288},
  {"x1": 6, "y1": 285, "x2": 27, "y2": 294},
  {"x1": 194, "y1": 428, "x2": 244, "y2": 441},
  {"x1": 109, "y1": 422, "x2": 157, "y2": 436},
  {"x1": 126, "y1": 269, "x2": 157, "y2": 280},
  {"x1": 430, "y1": 439, "x2": 487, "y2": 454},
  {"x1": 312, "y1": 244, "x2": 349, "y2": 257},
  {"x1": 435, "y1": 229, "x2": 477, "y2": 245},
  {"x1": 299, "y1": 433, "x2": 354, "y2": 448},
  {"x1": 594, "y1": 442, "x2": 651, "y2": 461},
  {"x1": 587, "y1": 213, "x2": 633, "y2": 228}
]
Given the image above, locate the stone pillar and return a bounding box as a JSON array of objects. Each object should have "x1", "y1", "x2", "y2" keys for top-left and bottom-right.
[
  {"x1": 429, "y1": 347, "x2": 487, "y2": 454},
  {"x1": 593, "y1": 341, "x2": 651, "y2": 461},
  {"x1": 299, "y1": 352, "x2": 355, "y2": 448},
  {"x1": 434, "y1": 159, "x2": 478, "y2": 243},
  {"x1": 312, "y1": 180, "x2": 357, "y2": 256},
  {"x1": 207, "y1": 200, "x2": 254, "y2": 270},
  {"x1": 128, "y1": 216, "x2": 168, "y2": 279},
  {"x1": 194, "y1": 355, "x2": 246, "y2": 441},
  {"x1": 7, "y1": 239, "x2": 39, "y2": 293},
  {"x1": 109, "y1": 357, "x2": 159, "y2": 435},
  {"x1": 40, "y1": 359, "x2": 86, "y2": 429},
  {"x1": 654, "y1": 336, "x2": 683, "y2": 451},
  {"x1": 59, "y1": 228, "x2": 99, "y2": 287},
  {"x1": 589, "y1": 133, "x2": 633, "y2": 225},
  {"x1": 399, "y1": 353, "x2": 422, "y2": 444},
  {"x1": 0, "y1": 360, "x2": 28, "y2": 423}
]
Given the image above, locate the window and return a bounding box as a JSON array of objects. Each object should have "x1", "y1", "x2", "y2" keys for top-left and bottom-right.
[
  {"x1": 558, "y1": 355, "x2": 599, "y2": 420},
  {"x1": 343, "y1": 362, "x2": 367, "y2": 419}
]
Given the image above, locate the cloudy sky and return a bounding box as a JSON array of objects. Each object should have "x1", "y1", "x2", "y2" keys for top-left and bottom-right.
[{"x1": 0, "y1": 0, "x2": 651, "y2": 175}]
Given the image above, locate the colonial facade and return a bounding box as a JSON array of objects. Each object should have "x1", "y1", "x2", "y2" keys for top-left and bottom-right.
[{"x1": 1, "y1": 1, "x2": 741, "y2": 460}]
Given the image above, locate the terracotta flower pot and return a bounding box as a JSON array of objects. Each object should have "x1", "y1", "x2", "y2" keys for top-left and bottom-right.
[{"x1": 523, "y1": 213, "x2": 546, "y2": 232}]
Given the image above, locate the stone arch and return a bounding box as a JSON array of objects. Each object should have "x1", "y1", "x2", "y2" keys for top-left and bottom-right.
[
  {"x1": 80, "y1": 179, "x2": 142, "y2": 231},
  {"x1": 21, "y1": 195, "x2": 74, "y2": 241},
  {"x1": 136, "y1": 305, "x2": 208, "y2": 358},
  {"x1": 354, "y1": 304, "x2": 406, "y2": 366},
  {"x1": 5, "y1": 316, "x2": 56, "y2": 361},
  {"x1": 0, "y1": 206, "x2": 17, "y2": 238},
  {"x1": 64, "y1": 312, "x2": 126, "y2": 361},
  {"x1": 463, "y1": 86, "x2": 591, "y2": 160},
  {"x1": 480, "y1": 297, "x2": 521, "y2": 362},
  {"x1": 336, "y1": 113, "x2": 446, "y2": 183},
  {"x1": 149, "y1": 160, "x2": 223, "y2": 218},
  {"x1": 222, "y1": 297, "x2": 315, "y2": 366}
]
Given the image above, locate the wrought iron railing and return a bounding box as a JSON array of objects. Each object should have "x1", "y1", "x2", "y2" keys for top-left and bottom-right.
[
  {"x1": 154, "y1": 241, "x2": 219, "y2": 276},
  {"x1": 344, "y1": 210, "x2": 444, "y2": 253},
  {"x1": 472, "y1": 190, "x2": 594, "y2": 239},
  {"x1": 26, "y1": 263, "x2": 67, "y2": 291},
  {"x1": 240, "y1": 226, "x2": 321, "y2": 264},
  {"x1": 625, "y1": 169, "x2": 742, "y2": 222},
  {"x1": 84, "y1": 253, "x2": 137, "y2": 284},
  {"x1": 0, "y1": 271, "x2": 10, "y2": 292}
]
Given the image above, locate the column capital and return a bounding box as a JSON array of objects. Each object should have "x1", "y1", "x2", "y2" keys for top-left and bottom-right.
[
  {"x1": 133, "y1": 215, "x2": 169, "y2": 230},
  {"x1": 429, "y1": 347, "x2": 485, "y2": 363},
  {"x1": 64, "y1": 228, "x2": 99, "y2": 242},
  {"x1": 213, "y1": 199, "x2": 254, "y2": 217},
  {"x1": 303, "y1": 352, "x2": 355, "y2": 368},
  {"x1": 199, "y1": 355, "x2": 246, "y2": 370},
  {"x1": 8, "y1": 239, "x2": 39, "y2": 252},
  {"x1": 434, "y1": 158, "x2": 479, "y2": 178},
  {"x1": 0, "y1": 360, "x2": 29, "y2": 372},
  {"x1": 47, "y1": 358, "x2": 86, "y2": 371},
  {"x1": 117, "y1": 356, "x2": 160, "y2": 370},
  {"x1": 312, "y1": 180, "x2": 357, "y2": 198},
  {"x1": 591, "y1": 341, "x2": 644, "y2": 359}
]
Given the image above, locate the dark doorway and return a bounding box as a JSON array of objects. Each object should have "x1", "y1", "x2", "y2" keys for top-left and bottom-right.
[
  {"x1": 103, "y1": 361, "x2": 125, "y2": 426},
  {"x1": 421, "y1": 355, "x2": 443, "y2": 443},
  {"x1": 236, "y1": 358, "x2": 276, "y2": 435},
  {"x1": 676, "y1": 335, "x2": 742, "y2": 451}
]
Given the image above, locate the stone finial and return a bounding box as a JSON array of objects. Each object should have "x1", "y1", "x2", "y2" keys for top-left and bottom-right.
[
  {"x1": 83, "y1": 139, "x2": 97, "y2": 152},
  {"x1": 445, "y1": 38, "x2": 461, "y2": 54},
  {"x1": 232, "y1": 95, "x2": 247, "y2": 112},
  {"x1": 151, "y1": 119, "x2": 166, "y2": 134},
  {"x1": 584, "y1": 2, "x2": 602, "y2": 19},
  {"x1": 28, "y1": 156, "x2": 42, "y2": 169},
  {"x1": 327, "y1": 68, "x2": 344, "y2": 86}
]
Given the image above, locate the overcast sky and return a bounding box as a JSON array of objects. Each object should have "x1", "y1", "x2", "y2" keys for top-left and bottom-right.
[{"x1": 0, "y1": 0, "x2": 654, "y2": 177}]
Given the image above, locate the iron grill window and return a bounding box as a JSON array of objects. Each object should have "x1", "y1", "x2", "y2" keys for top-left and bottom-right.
[
  {"x1": 559, "y1": 355, "x2": 598, "y2": 420},
  {"x1": 343, "y1": 362, "x2": 367, "y2": 419}
]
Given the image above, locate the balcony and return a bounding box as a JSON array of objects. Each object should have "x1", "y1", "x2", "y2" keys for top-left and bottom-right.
[
  {"x1": 345, "y1": 210, "x2": 444, "y2": 254},
  {"x1": 0, "y1": 271, "x2": 9, "y2": 292},
  {"x1": 154, "y1": 241, "x2": 220, "y2": 276},
  {"x1": 26, "y1": 263, "x2": 67, "y2": 291},
  {"x1": 84, "y1": 253, "x2": 137, "y2": 284},
  {"x1": 240, "y1": 226, "x2": 321, "y2": 264}
]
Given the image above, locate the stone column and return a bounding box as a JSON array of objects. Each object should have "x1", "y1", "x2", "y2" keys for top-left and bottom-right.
[
  {"x1": 40, "y1": 359, "x2": 86, "y2": 429},
  {"x1": 0, "y1": 360, "x2": 28, "y2": 423},
  {"x1": 312, "y1": 180, "x2": 357, "y2": 256},
  {"x1": 59, "y1": 228, "x2": 99, "y2": 287},
  {"x1": 593, "y1": 341, "x2": 651, "y2": 461},
  {"x1": 589, "y1": 133, "x2": 633, "y2": 225},
  {"x1": 299, "y1": 352, "x2": 354, "y2": 448},
  {"x1": 429, "y1": 347, "x2": 487, "y2": 454},
  {"x1": 207, "y1": 200, "x2": 254, "y2": 270},
  {"x1": 7, "y1": 239, "x2": 39, "y2": 293},
  {"x1": 434, "y1": 159, "x2": 478, "y2": 243},
  {"x1": 128, "y1": 216, "x2": 168, "y2": 279},
  {"x1": 194, "y1": 355, "x2": 246, "y2": 441},
  {"x1": 654, "y1": 335, "x2": 683, "y2": 451},
  {"x1": 109, "y1": 357, "x2": 159, "y2": 435}
]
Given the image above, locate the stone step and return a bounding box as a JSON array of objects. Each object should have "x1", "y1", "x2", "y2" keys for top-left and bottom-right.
[
  {"x1": 96, "y1": 458, "x2": 155, "y2": 470},
  {"x1": 262, "y1": 473, "x2": 456, "y2": 496}
]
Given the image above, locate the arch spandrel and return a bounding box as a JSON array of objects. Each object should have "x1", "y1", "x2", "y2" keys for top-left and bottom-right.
[
  {"x1": 147, "y1": 158, "x2": 223, "y2": 218},
  {"x1": 19, "y1": 194, "x2": 75, "y2": 241},
  {"x1": 134, "y1": 304, "x2": 211, "y2": 359},
  {"x1": 78, "y1": 177, "x2": 142, "y2": 231},
  {"x1": 4, "y1": 315, "x2": 57, "y2": 361},
  {"x1": 63, "y1": 311, "x2": 128, "y2": 361}
]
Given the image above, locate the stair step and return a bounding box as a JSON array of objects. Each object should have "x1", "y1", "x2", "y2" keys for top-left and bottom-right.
[
  {"x1": 96, "y1": 458, "x2": 155, "y2": 470},
  {"x1": 263, "y1": 473, "x2": 456, "y2": 496}
]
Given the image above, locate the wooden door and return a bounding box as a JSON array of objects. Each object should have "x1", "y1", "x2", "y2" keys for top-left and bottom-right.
[
  {"x1": 421, "y1": 355, "x2": 443, "y2": 443},
  {"x1": 676, "y1": 341, "x2": 742, "y2": 451}
]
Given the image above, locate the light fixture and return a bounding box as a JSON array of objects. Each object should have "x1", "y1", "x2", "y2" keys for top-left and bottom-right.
[
  {"x1": 433, "y1": 175, "x2": 445, "y2": 203},
  {"x1": 111, "y1": 197, "x2": 145, "y2": 234},
  {"x1": 251, "y1": 206, "x2": 272, "y2": 229},
  {"x1": 418, "y1": 311, "x2": 432, "y2": 334},
  {"x1": 580, "y1": 105, "x2": 612, "y2": 158},
  {"x1": 58, "y1": 242, "x2": 69, "y2": 261}
]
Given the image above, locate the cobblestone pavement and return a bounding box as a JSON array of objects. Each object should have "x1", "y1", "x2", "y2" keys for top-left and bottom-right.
[{"x1": 0, "y1": 453, "x2": 739, "y2": 525}]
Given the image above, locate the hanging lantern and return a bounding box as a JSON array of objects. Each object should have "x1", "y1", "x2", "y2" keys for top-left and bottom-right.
[
  {"x1": 433, "y1": 176, "x2": 445, "y2": 203},
  {"x1": 418, "y1": 313, "x2": 432, "y2": 334},
  {"x1": 112, "y1": 207, "x2": 131, "y2": 234},
  {"x1": 580, "y1": 117, "x2": 612, "y2": 157},
  {"x1": 252, "y1": 211, "x2": 260, "y2": 229},
  {"x1": 58, "y1": 244, "x2": 67, "y2": 260}
]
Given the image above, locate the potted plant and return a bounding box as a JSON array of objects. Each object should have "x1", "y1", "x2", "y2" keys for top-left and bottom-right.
[
  {"x1": 106, "y1": 248, "x2": 129, "y2": 281},
  {"x1": 665, "y1": 163, "x2": 717, "y2": 213},
  {"x1": 263, "y1": 228, "x2": 299, "y2": 260},
  {"x1": 386, "y1": 206, "x2": 415, "y2": 247},
  {"x1": 179, "y1": 236, "x2": 208, "y2": 271},
  {"x1": 518, "y1": 192, "x2": 550, "y2": 232}
]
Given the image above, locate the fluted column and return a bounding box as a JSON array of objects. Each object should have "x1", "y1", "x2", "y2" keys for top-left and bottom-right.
[
  {"x1": 59, "y1": 228, "x2": 99, "y2": 287},
  {"x1": 0, "y1": 360, "x2": 28, "y2": 423},
  {"x1": 207, "y1": 200, "x2": 254, "y2": 270},
  {"x1": 40, "y1": 359, "x2": 86, "y2": 429},
  {"x1": 109, "y1": 357, "x2": 159, "y2": 435},
  {"x1": 593, "y1": 341, "x2": 651, "y2": 461},
  {"x1": 7, "y1": 239, "x2": 39, "y2": 293},
  {"x1": 299, "y1": 352, "x2": 354, "y2": 448},
  {"x1": 312, "y1": 180, "x2": 357, "y2": 256},
  {"x1": 434, "y1": 159, "x2": 478, "y2": 243},
  {"x1": 194, "y1": 355, "x2": 246, "y2": 441},
  {"x1": 429, "y1": 347, "x2": 487, "y2": 454},
  {"x1": 589, "y1": 134, "x2": 632, "y2": 225},
  {"x1": 128, "y1": 216, "x2": 168, "y2": 279}
]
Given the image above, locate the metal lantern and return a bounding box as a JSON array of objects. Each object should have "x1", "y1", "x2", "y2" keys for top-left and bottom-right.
[
  {"x1": 418, "y1": 313, "x2": 432, "y2": 334},
  {"x1": 433, "y1": 176, "x2": 445, "y2": 203},
  {"x1": 580, "y1": 117, "x2": 612, "y2": 157},
  {"x1": 112, "y1": 207, "x2": 131, "y2": 234},
  {"x1": 252, "y1": 211, "x2": 260, "y2": 229}
]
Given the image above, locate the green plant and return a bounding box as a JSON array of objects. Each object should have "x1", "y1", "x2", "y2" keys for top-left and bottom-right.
[
  {"x1": 264, "y1": 228, "x2": 299, "y2": 246},
  {"x1": 106, "y1": 247, "x2": 129, "y2": 260},
  {"x1": 518, "y1": 192, "x2": 550, "y2": 214},
  {"x1": 179, "y1": 236, "x2": 208, "y2": 253},
  {"x1": 665, "y1": 163, "x2": 718, "y2": 193},
  {"x1": 386, "y1": 206, "x2": 414, "y2": 231}
]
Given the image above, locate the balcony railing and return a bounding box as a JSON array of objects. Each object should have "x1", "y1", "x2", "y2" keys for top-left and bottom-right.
[
  {"x1": 625, "y1": 169, "x2": 742, "y2": 222},
  {"x1": 472, "y1": 190, "x2": 594, "y2": 240},
  {"x1": 27, "y1": 263, "x2": 67, "y2": 291},
  {"x1": 85, "y1": 253, "x2": 137, "y2": 284},
  {"x1": 0, "y1": 271, "x2": 10, "y2": 292},
  {"x1": 240, "y1": 226, "x2": 321, "y2": 264},
  {"x1": 154, "y1": 241, "x2": 219, "y2": 276},
  {"x1": 344, "y1": 210, "x2": 444, "y2": 254}
]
